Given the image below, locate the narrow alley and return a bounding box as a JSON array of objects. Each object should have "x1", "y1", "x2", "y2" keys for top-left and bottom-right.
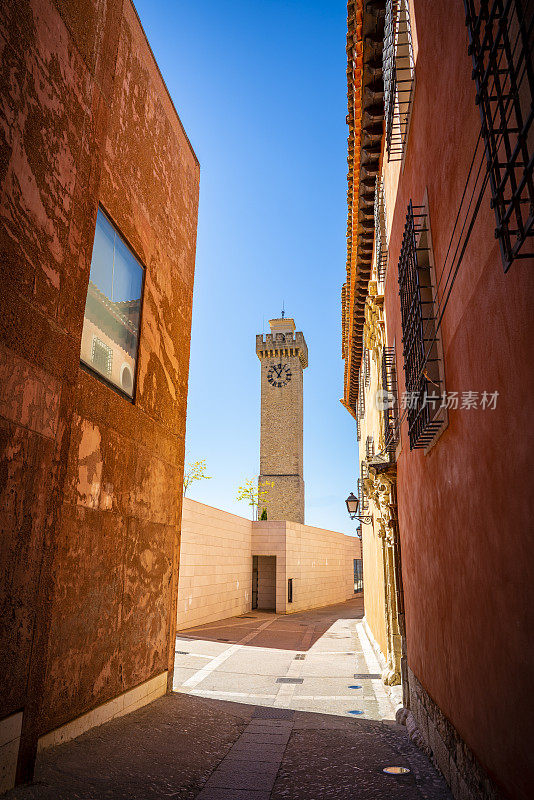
[{"x1": 6, "y1": 600, "x2": 451, "y2": 800}]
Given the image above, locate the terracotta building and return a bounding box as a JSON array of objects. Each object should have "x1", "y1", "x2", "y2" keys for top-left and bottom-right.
[
  {"x1": 342, "y1": 2, "x2": 533, "y2": 800},
  {"x1": 0, "y1": 0, "x2": 199, "y2": 790}
]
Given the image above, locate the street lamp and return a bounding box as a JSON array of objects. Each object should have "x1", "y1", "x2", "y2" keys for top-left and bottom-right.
[{"x1": 345, "y1": 492, "x2": 372, "y2": 524}]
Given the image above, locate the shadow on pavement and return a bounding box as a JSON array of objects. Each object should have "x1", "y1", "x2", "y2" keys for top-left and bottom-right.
[
  {"x1": 5, "y1": 692, "x2": 451, "y2": 800},
  {"x1": 177, "y1": 596, "x2": 365, "y2": 651}
]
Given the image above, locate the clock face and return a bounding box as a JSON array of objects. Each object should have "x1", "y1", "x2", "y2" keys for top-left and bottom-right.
[{"x1": 267, "y1": 362, "x2": 292, "y2": 388}]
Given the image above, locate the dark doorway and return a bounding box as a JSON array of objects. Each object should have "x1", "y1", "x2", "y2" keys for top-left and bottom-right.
[
  {"x1": 252, "y1": 555, "x2": 258, "y2": 610},
  {"x1": 252, "y1": 555, "x2": 276, "y2": 610}
]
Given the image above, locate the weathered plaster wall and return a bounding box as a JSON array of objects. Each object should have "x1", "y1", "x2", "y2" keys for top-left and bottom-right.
[
  {"x1": 382, "y1": 2, "x2": 534, "y2": 797},
  {"x1": 176, "y1": 499, "x2": 253, "y2": 629},
  {"x1": 0, "y1": 0, "x2": 199, "y2": 783}
]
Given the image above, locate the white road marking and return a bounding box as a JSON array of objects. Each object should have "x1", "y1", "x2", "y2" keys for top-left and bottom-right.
[
  {"x1": 181, "y1": 644, "x2": 241, "y2": 688},
  {"x1": 178, "y1": 618, "x2": 277, "y2": 690}
]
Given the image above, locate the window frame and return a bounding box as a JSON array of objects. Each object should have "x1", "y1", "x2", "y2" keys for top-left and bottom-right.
[{"x1": 80, "y1": 205, "x2": 146, "y2": 403}]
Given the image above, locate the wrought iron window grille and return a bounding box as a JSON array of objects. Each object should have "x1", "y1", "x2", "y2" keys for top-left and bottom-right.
[
  {"x1": 358, "y1": 461, "x2": 370, "y2": 512},
  {"x1": 381, "y1": 345, "x2": 400, "y2": 455},
  {"x1": 383, "y1": 0, "x2": 415, "y2": 161},
  {"x1": 464, "y1": 0, "x2": 533, "y2": 271},
  {"x1": 91, "y1": 337, "x2": 113, "y2": 377},
  {"x1": 375, "y1": 176, "x2": 389, "y2": 284},
  {"x1": 398, "y1": 201, "x2": 446, "y2": 450},
  {"x1": 366, "y1": 435, "x2": 375, "y2": 460},
  {"x1": 364, "y1": 348, "x2": 371, "y2": 387},
  {"x1": 354, "y1": 559, "x2": 364, "y2": 593}
]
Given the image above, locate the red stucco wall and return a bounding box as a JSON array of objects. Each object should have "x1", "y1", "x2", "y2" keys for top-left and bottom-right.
[
  {"x1": 0, "y1": 0, "x2": 199, "y2": 779},
  {"x1": 383, "y1": 3, "x2": 534, "y2": 798}
]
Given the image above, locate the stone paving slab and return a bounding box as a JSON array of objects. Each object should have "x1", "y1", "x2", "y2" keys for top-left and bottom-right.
[{"x1": 196, "y1": 791, "x2": 272, "y2": 800}]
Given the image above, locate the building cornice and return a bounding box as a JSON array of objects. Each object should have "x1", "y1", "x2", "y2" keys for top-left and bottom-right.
[{"x1": 342, "y1": 0, "x2": 385, "y2": 414}]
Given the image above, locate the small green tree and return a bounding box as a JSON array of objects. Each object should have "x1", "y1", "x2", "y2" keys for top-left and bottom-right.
[
  {"x1": 260, "y1": 507, "x2": 268, "y2": 521},
  {"x1": 183, "y1": 459, "x2": 212, "y2": 496},
  {"x1": 236, "y1": 479, "x2": 273, "y2": 520}
]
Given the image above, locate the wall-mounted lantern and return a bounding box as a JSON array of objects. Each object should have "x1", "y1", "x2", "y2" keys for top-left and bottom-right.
[{"x1": 345, "y1": 492, "x2": 372, "y2": 525}]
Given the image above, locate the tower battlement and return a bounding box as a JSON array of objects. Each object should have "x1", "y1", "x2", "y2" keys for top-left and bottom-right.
[{"x1": 256, "y1": 331, "x2": 308, "y2": 369}]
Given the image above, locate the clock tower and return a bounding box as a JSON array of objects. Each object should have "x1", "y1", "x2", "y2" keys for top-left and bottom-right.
[{"x1": 256, "y1": 316, "x2": 308, "y2": 523}]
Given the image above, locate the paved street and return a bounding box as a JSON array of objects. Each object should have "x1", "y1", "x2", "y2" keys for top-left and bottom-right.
[
  {"x1": 7, "y1": 599, "x2": 451, "y2": 799},
  {"x1": 174, "y1": 598, "x2": 395, "y2": 719}
]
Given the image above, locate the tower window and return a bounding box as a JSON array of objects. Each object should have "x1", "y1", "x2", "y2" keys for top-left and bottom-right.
[{"x1": 80, "y1": 208, "x2": 144, "y2": 399}]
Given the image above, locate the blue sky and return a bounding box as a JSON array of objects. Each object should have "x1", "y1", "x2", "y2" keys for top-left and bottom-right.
[{"x1": 135, "y1": 0, "x2": 359, "y2": 534}]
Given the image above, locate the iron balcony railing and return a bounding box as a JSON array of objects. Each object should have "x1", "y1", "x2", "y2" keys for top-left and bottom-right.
[
  {"x1": 383, "y1": 0, "x2": 415, "y2": 161},
  {"x1": 381, "y1": 345, "x2": 400, "y2": 455},
  {"x1": 375, "y1": 176, "x2": 389, "y2": 284}
]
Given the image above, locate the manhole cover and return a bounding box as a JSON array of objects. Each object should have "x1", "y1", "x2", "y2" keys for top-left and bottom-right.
[
  {"x1": 294, "y1": 654, "x2": 306, "y2": 660},
  {"x1": 383, "y1": 767, "x2": 411, "y2": 775},
  {"x1": 175, "y1": 650, "x2": 189, "y2": 655},
  {"x1": 276, "y1": 678, "x2": 304, "y2": 684},
  {"x1": 354, "y1": 673, "x2": 381, "y2": 679}
]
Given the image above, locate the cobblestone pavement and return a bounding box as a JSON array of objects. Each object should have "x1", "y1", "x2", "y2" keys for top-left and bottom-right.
[{"x1": 7, "y1": 599, "x2": 452, "y2": 799}]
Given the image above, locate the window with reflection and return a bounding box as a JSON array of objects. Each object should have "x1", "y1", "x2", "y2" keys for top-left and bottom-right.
[{"x1": 80, "y1": 208, "x2": 144, "y2": 398}]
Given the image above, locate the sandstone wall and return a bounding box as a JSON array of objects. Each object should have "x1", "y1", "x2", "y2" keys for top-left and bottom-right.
[{"x1": 176, "y1": 499, "x2": 252, "y2": 629}]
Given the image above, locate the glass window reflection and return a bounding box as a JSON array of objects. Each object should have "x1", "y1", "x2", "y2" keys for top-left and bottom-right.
[{"x1": 80, "y1": 208, "x2": 144, "y2": 398}]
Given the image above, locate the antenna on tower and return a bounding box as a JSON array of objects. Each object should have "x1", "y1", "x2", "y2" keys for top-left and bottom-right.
[{"x1": 281, "y1": 301, "x2": 285, "y2": 319}]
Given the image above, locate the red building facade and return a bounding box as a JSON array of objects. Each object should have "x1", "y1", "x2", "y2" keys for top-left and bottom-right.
[
  {"x1": 342, "y1": 2, "x2": 533, "y2": 799},
  {"x1": 0, "y1": 0, "x2": 199, "y2": 788}
]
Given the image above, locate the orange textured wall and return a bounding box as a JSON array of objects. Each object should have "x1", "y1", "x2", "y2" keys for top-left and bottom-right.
[
  {"x1": 0, "y1": 0, "x2": 199, "y2": 780},
  {"x1": 383, "y1": 2, "x2": 534, "y2": 798}
]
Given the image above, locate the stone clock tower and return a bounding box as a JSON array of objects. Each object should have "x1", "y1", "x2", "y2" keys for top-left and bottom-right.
[{"x1": 256, "y1": 316, "x2": 308, "y2": 523}]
